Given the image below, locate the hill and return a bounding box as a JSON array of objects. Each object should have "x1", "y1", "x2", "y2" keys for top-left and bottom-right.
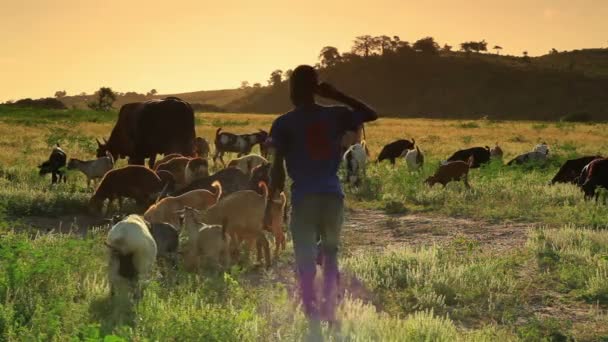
[
  {"x1": 230, "y1": 49, "x2": 608, "y2": 121},
  {"x1": 59, "y1": 88, "x2": 250, "y2": 111}
]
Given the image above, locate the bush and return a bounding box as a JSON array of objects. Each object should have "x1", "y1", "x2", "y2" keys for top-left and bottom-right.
[
  {"x1": 8, "y1": 98, "x2": 67, "y2": 110},
  {"x1": 561, "y1": 112, "x2": 593, "y2": 123}
]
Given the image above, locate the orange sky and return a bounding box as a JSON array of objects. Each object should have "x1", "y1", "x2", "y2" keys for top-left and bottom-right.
[{"x1": 1, "y1": 0, "x2": 607, "y2": 102}]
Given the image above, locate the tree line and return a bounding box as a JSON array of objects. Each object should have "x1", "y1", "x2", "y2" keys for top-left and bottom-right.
[{"x1": 247, "y1": 34, "x2": 564, "y2": 87}]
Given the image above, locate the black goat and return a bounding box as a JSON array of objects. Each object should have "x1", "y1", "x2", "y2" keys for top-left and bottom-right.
[{"x1": 38, "y1": 144, "x2": 67, "y2": 184}]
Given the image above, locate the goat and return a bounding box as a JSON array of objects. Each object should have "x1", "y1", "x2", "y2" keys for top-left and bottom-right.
[
  {"x1": 172, "y1": 167, "x2": 250, "y2": 197},
  {"x1": 227, "y1": 154, "x2": 268, "y2": 176},
  {"x1": 38, "y1": 144, "x2": 67, "y2": 184},
  {"x1": 377, "y1": 139, "x2": 415, "y2": 165},
  {"x1": 180, "y1": 207, "x2": 230, "y2": 272},
  {"x1": 344, "y1": 141, "x2": 368, "y2": 186},
  {"x1": 89, "y1": 166, "x2": 172, "y2": 215},
  {"x1": 152, "y1": 153, "x2": 183, "y2": 170},
  {"x1": 490, "y1": 143, "x2": 503, "y2": 159},
  {"x1": 582, "y1": 159, "x2": 608, "y2": 201},
  {"x1": 184, "y1": 158, "x2": 209, "y2": 185},
  {"x1": 144, "y1": 181, "x2": 222, "y2": 228},
  {"x1": 265, "y1": 192, "x2": 287, "y2": 258},
  {"x1": 106, "y1": 214, "x2": 157, "y2": 298},
  {"x1": 67, "y1": 151, "x2": 114, "y2": 188},
  {"x1": 198, "y1": 182, "x2": 271, "y2": 267},
  {"x1": 425, "y1": 157, "x2": 473, "y2": 188},
  {"x1": 447, "y1": 146, "x2": 490, "y2": 168},
  {"x1": 551, "y1": 156, "x2": 602, "y2": 185},
  {"x1": 533, "y1": 142, "x2": 549, "y2": 155},
  {"x1": 213, "y1": 128, "x2": 268, "y2": 166},
  {"x1": 404, "y1": 145, "x2": 424, "y2": 171}
]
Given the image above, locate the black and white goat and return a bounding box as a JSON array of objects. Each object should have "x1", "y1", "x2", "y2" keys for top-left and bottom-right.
[
  {"x1": 213, "y1": 128, "x2": 268, "y2": 166},
  {"x1": 38, "y1": 144, "x2": 67, "y2": 184}
]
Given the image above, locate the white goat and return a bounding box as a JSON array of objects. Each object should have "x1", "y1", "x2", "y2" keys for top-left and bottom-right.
[
  {"x1": 105, "y1": 214, "x2": 157, "y2": 298},
  {"x1": 343, "y1": 142, "x2": 368, "y2": 186},
  {"x1": 68, "y1": 151, "x2": 114, "y2": 188},
  {"x1": 404, "y1": 145, "x2": 424, "y2": 171}
]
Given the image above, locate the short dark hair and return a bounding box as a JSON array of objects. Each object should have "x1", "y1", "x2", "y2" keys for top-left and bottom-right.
[{"x1": 290, "y1": 65, "x2": 317, "y2": 106}]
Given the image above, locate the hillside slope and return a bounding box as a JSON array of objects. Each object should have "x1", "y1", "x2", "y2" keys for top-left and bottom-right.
[
  {"x1": 60, "y1": 88, "x2": 250, "y2": 110},
  {"x1": 231, "y1": 50, "x2": 608, "y2": 120}
]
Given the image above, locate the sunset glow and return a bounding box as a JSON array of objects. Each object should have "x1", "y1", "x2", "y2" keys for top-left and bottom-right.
[{"x1": 1, "y1": 0, "x2": 607, "y2": 102}]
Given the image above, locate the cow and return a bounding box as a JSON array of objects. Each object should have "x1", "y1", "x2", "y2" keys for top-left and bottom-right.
[
  {"x1": 550, "y1": 156, "x2": 602, "y2": 185},
  {"x1": 377, "y1": 139, "x2": 415, "y2": 165},
  {"x1": 447, "y1": 146, "x2": 491, "y2": 168},
  {"x1": 96, "y1": 97, "x2": 196, "y2": 168}
]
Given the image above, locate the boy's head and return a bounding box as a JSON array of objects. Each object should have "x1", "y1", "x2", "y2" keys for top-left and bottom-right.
[{"x1": 290, "y1": 65, "x2": 318, "y2": 106}]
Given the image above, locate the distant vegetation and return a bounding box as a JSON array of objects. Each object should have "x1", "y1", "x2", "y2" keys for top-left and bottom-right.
[
  {"x1": 232, "y1": 35, "x2": 608, "y2": 121},
  {"x1": 4, "y1": 36, "x2": 608, "y2": 120}
]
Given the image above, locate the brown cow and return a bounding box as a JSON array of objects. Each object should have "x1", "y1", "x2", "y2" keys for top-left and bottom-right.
[{"x1": 96, "y1": 97, "x2": 195, "y2": 168}]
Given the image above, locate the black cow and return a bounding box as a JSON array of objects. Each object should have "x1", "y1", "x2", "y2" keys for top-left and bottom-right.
[
  {"x1": 96, "y1": 97, "x2": 196, "y2": 168},
  {"x1": 377, "y1": 139, "x2": 415, "y2": 165},
  {"x1": 38, "y1": 145, "x2": 67, "y2": 184},
  {"x1": 447, "y1": 146, "x2": 491, "y2": 168},
  {"x1": 581, "y1": 159, "x2": 608, "y2": 201},
  {"x1": 550, "y1": 156, "x2": 602, "y2": 185}
]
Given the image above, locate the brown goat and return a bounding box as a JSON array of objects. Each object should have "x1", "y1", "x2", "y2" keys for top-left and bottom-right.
[
  {"x1": 155, "y1": 157, "x2": 191, "y2": 189},
  {"x1": 265, "y1": 192, "x2": 287, "y2": 258},
  {"x1": 199, "y1": 182, "x2": 271, "y2": 267},
  {"x1": 152, "y1": 153, "x2": 183, "y2": 170},
  {"x1": 425, "y1": 157, "x2": 473, "y2": 188},
  {"x1": 144, "y1": 181, "x2": 221, "y2": 228},
  {"x1": 89, "y1": 166, "x2": 168, "y2": 215}
]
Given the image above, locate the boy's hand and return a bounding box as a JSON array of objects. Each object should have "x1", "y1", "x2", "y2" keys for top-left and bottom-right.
[{"x1": 315, "y1": 82, "x2": 343, "y2": 100}]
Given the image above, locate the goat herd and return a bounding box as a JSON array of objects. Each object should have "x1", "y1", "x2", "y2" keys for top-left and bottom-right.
[{"x1": 34, "y1": 115, "x2": 607, "y2": 298}]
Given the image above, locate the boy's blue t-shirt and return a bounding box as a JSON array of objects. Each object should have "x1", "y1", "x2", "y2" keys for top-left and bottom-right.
[{"x1": 269, "y1": 104, "x2": 365, "y2": 203}]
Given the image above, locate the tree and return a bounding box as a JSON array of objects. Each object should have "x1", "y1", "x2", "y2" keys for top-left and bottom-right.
[
  {"x1": 54, "y1": 90, "x2": 67, "y2": 98},
  {"x1": 413, "y1": 37, "x2": 439, "y2": 54},
  {"x1": 493, "y1": 45, "x2": 503, "y2": 55},
  {"x1": 240, "y1": 81, "x2": 250, "y2": 89},
  {"x1": 284, "y1": 69, "x2": 293, "y2": 80},
  {"x1": 319, "y1": 46, "x2": 341, "y2": 67},
  {"x1": 375, "y1": 35, "x2": 393, "y2": 55},
  {"x1": 461, "y1": 40, "x2": 487, "y2": 54},
  {"x1": 146, "y1": 89, "x2": 158, "y2": 96},
  {"x1": 442, "y1": 44, "x2": 453, "y2": 52},
  {"x1": 522, "y1": 51, "x2": 531, "y2": 63},
  {"x1": 352, "y1": 35, "x2": 379, "y2": 57},
  {"x1": 268, "y1": 70, "x2": 283, "y2": 87},
  {"x1": 87, "y1": 87, "x2": 117, "y2": 111},
  {"x1": 79, "y1": 92, "x2": 87, "y2": 96},
  {"x1": 252, "y1": 83, "x2": 262, "y2": 88},
  {"x1": 549, "y1": 48, "x2": 559, "y2": 54}
]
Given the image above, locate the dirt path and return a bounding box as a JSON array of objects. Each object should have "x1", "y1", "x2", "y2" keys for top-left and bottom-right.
[{"x1": 341, "y1": 209, "x2": 532, "y2": 254}]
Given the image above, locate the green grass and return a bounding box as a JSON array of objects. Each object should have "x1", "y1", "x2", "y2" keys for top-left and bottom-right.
[{"x1": 1, "y1": 106, "x2": 608, "y2": 339}]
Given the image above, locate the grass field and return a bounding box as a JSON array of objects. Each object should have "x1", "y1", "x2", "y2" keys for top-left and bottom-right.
[{"x1": 1, "y1": 105, "x2": 608, "y2": 340}]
